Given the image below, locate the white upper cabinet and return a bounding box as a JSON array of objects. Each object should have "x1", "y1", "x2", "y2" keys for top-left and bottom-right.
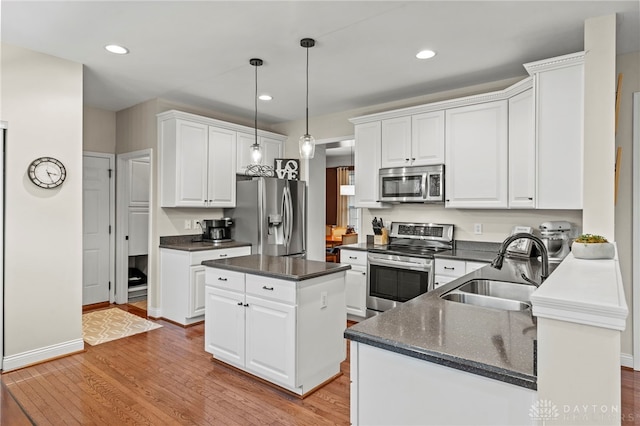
[
  {"x1": 445, "y1": 100, "x2": 508, "y2": 209},
  {"x1": 380, "y1": 112, "x2": 445, "y2": 168},
  {"x1": 525, "y1": 52, "x2": 584, "y2": 209},
  {"x1": 411, "y1": 111, "x2": 445, "y2": 165},
  {"x1": 207, "y1": 126, "x2": 237, "y2": 207},
  {"x1": 236, "y1": 132, "x2": 283, "y2": 175},
  {"x1": 354, "y1": 121, "x2": 388, "y2": 209},
  {"x1": 159, "y1": 110, "x2": 285, "y2": 207},
  {"x1": 381, "y1": 117, "x2": 412, "y2": 168},
  {"x1": 508, "y1": 84, "x2": 536, "y2": 208}
]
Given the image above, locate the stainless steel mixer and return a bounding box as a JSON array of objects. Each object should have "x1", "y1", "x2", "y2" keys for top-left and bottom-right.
[{"x1": 539, "y1": 221, "x2": 574, "y2": 262}]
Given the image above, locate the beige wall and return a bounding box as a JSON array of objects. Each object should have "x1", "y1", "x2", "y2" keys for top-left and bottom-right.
[
  {"x1": 583, "y1": 14, "x2": 616, "y2": 239},
  {"x1": 615, "y1": 51, "x2": 640, "y2": 357},
  {"x1": 83, "y1": 105, "x2": 116, "y2": 153},
  {"x1": 1, "y1": 44, "x2": 83, "y2": 360}
]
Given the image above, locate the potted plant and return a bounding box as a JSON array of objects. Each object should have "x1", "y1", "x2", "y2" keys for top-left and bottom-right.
[{"x1": 572, "y1": 234, "x2": 615, "y2": 259}]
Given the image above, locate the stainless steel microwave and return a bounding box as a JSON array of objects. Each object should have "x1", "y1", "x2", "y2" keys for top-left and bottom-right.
[{"x1": 379, "y1": 165, "x2": 444, "y2": 203}]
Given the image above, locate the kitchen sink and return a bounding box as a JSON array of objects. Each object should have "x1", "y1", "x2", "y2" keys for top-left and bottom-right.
[
  {"x1": 439, "y1": 279, "x2": 535, "y2": 311},
  {"x1": 441, "y1": 292, "x2": 531, "y2": 311},
  {"x1": 455, "y1": 279, "x2": 536, "y2": 302}
]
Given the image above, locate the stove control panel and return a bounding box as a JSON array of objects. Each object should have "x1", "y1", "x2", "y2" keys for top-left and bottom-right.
[{"x1": 389, "y1": 222, "x2": 454, "y2": 243}]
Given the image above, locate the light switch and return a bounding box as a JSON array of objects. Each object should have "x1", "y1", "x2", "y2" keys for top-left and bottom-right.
[
  {"x1": 474, "y1": 223, "x2": 483, "y2": 235},
  {"x1": 320, "y1": 291, "x2": 328, "y2": 309}
]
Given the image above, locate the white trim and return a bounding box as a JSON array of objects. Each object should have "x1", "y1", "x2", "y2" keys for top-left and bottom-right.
[
  {"x1": 633, "y1": 92, "x2": 640, "y2": 370},
  {"x1": 147, "y1": 306, "x2": 162, "y2": 319},
  {"x1": 621, "y1": 353, "x2": 634, "y2": 369},
  {"x1": 83, "y1": 151, "x2": 116, "y2": 303},
  {"x1": 523, "y1": 51, "x2": 586, "y2": 74},
  {"x1": 116, "y1": 149, "x2": 153, "y2": 305},
  {"x1": 2, "y1": 338, "x2": 84, "y2": 372},
  {"x1": 157, "y1": 110, "x2": 286, "y2": 141}
]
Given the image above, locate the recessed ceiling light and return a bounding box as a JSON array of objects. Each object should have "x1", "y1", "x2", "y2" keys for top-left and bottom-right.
[
  {"x1": 105, "y1": 44, "x2": 129, "y2": 55},
  {"x1": 258, "y1": 94, "x2": 273, "y2": 101},
  {"x1": 416, "y1": 50, "x2": 436, "y2": 59}
]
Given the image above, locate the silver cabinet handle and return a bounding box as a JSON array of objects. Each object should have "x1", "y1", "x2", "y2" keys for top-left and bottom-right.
[
  {"x1": 219, "y1": 254, "x2": 228, "y2": 257},
  {"x1": 244, "y1": 303, "x2": 249, "y2": 307},
  {"x1": 218, "y1": 277, "x2": 228, "y2": 281},
  {"x1": 361, "y1": 272, "x2": 366, "y2": 275},
  {"x1": 349, "y1": 256, "x2": 357, "y2": 259},
  {"x1": 262, "y1": 286, "x2": 274, "y2": 291},
  {"x1": 237, "y1": 302, "x2": 243, "y2": 306},
  {"x1": 444, "y1": 266, "x2": 455, "y2": 270}
]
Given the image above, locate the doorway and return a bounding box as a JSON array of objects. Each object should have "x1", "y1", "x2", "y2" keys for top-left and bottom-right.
[
  {"x1": 82, "y1": 152, "x2": 115, "y2": 306},
  {"x1": 116, "y1": 149, "x2": 152, "y2": 309}
]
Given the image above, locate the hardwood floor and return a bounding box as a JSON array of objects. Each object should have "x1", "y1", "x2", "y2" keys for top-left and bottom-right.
[{"x1": 2, "y1": 307, "x2": 640, "y2": 425}]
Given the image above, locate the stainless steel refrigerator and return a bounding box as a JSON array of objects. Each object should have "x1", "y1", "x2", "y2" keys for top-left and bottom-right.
[{"x1": 225, "y1": 177, "x2": 306, "y2": 257}]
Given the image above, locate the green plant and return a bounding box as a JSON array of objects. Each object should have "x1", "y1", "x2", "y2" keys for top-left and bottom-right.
[{"x1": 575, "y1": 234, "x2": 608, "y2": 243}]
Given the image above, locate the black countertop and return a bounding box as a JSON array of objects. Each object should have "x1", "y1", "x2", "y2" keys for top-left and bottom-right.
[
  {"x1": 339, "y1": 240, "x2": 500, "y2": 263},
  {"x1": 202, "y1": 254, "x2": 351, "y2": 281},
  {"x1": 159, "y1": 234, "x2": 251, "y2": 252},
  {"x1": 344, "y1": 257, "x2": 542, "y2": 390}
]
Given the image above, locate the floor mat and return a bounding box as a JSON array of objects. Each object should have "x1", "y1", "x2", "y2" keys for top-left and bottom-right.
[{"x1": 82, "y1": 308, "x2": 161, "y2": 346}]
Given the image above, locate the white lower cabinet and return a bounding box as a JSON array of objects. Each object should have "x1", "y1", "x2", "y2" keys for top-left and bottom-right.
[
  {"x1": 205, "y1": 268, "x2": 346, "y2": 395},
  {"x1": 434, "y1": 258, "x2": 488, "y2": 289},
  {"x1": 341, "y1": 249, "x2": 367, "y2": 318},
  {"x1": 160, "y1": 246, "x2": 251, "y2": 325}
]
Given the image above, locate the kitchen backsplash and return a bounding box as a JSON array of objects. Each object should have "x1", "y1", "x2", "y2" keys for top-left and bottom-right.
[{"x1": 360, "y1": 205, "x2": 582, "y2": 243}]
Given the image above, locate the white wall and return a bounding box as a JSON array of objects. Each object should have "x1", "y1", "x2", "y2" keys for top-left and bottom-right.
[{"x1": 1, "y1": 44, "x2": 84, "y2": 365}]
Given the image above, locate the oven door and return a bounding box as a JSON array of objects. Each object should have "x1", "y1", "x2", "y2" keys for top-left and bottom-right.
[{"x1": 367, "y1": 254, "x2": 433, "y2": 316}]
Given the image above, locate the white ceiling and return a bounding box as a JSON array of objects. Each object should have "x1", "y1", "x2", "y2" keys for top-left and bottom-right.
[{"x1": 2, "y1": 1, "x2": 638, "y2": 126}]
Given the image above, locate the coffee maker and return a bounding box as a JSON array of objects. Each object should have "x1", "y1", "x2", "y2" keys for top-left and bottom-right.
[
  {"x1": 539, "y1": 221, "x2": 573, "y2": 262},
  {"x1": 201, "y1": 218, "x2": 233, "y2": 243}
]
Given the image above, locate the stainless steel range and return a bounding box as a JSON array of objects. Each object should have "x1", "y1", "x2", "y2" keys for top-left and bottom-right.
[{"x1": 366, "y1": 222, "x2": 454, "y2": 317}]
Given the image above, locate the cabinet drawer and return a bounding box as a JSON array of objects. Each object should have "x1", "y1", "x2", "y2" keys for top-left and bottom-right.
[
  {"x1": 434, "y1": 259, "x2": 466, "y2": 277},
  {"x1": 246, "y1": 275, "x2": 296, "y2": 305},
  {"x1": 434, "y1": 275, "x2": 456, "y2": 289},
  {"x1": 340, "y1": 249, "x2": 367, "y2": 266},
  {"x1": 205, "y1": 268, "x2": 245, "y2": 292},
  {"x1": 191, "y1": 246, "x2": 250, "y2": 265}
]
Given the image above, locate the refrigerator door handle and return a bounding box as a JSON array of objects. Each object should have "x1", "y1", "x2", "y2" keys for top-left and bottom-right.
[
  {"x1": 281, "y1": 185, "x2": 290, "y2": 247},
  {"x1": 286, "y1": 186, "x2": 293, "y2": 247}
]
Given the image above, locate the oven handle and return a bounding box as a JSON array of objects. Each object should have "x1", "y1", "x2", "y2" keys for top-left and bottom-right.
[{"x1": 368, "y1": 257, "x2": 432, "y2": 271}]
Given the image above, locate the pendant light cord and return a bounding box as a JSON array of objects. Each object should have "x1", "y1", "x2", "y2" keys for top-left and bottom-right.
[
  {"x1": 305, "y1": 45, "x2": 309, "y2": 136},
  {"x1": 255, "y1": 62, "x2": 258, "y2": 144}
]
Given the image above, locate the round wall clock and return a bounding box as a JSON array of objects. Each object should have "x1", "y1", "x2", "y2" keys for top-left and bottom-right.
[{"x1": 28, "y1": 157, "x2": 67, "y2": 189}]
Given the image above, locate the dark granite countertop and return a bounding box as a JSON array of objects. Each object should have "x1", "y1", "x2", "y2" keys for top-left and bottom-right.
[
  {"x1": 159, "y1": 234, "x2": 251, "y2": 252},
  {"x1": 344, "y1": 257, "x2": 542, "y2": 390},
  {"x1": 339, "y1": 240, "x2": 500, "y2": 263},
  {"x1": 202, "y1": 254, "x2": 351, "y2": 281}
]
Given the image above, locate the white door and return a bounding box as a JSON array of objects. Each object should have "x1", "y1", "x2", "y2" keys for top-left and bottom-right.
[
  {"x1": 83, "y1": 155, "x2": 112, "y2": 305},
  {"x1": 205, "y1": 286, "x2": 245, "y2": 367}
]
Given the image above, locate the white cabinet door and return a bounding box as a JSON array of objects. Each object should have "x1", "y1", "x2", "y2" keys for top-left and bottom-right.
[
  {"x1": 412, "y1": 111, "x2": 445, "y2": 166},
  {"x1": 204, "y1": 286, "x2": 245, "y2": 367},
  {"x1": 207, "y1": 126, "x2": 236, "y2": 207},
  {"x1": 129, "y1": 158, "x2": 150, "y2": 207},
  {"x1": 345, "y1": 266, "x2": 367, "y2": 317},
  {"x1": 189, "y1": 265, "x2": 206, "y2": 318},
  {"x1": 128, "y1": 207, "x2": 149, "y2": 256},
  {"x1": 536, "y1": 63, "x2": 583, "y2": 209},
  {"x1": 445, "y1": 100, "x2": 508, "y2": 209},
  {"x1": 244, "y1": 295, "x2": 296, "y2": 388},
  {"x1": 354, "y1": 121, "x2": 387, "y2": 209},
  {"x1": 175, "y1": 119, "x2": 209, "y2": 207},
  {"x1": 434, "y1": 275, "x2": 455, "y2": 289},
  {"x1": 381, "y1": 116, "x2": 412, "y2": 168},
  {"x1": 508, "y1": 88, "x2": 536, "y2": 208},
  {"x1": 262, "y1": 137, "x2": 283, "y2": 169},
  {"x1": 236, "y1": 132, "x2": 254, "y2": 174}
]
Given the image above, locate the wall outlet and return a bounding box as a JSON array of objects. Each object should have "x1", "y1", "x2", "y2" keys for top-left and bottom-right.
[
  {"x1": 193, "y1": 219, "x2": 200, "y2": 231},
  {"x1": 184, "y1": 219, "x2": 192, "y2": 230},
  {"x1": 320, "y1": 291, "x2": 328, "y2": 309},
  {"x1": 473, "y1": 223, "x2": 483, "y2": 235}
]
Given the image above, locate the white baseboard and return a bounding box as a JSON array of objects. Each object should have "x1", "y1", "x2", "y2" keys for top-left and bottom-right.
[
  {"x1": 3, "y1": 338, "x2": 85, "y2": 372},
  {"x1": 621, "y1": 352, "x2": 634, "y2": 369},
  {"x1": 147, "y1": 306, "x2": 162, "y2": 319}
]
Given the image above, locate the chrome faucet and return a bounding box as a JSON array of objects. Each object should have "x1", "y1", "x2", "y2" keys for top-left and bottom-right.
[{"x1": 491, "y1": 233, "x2": 549, "y2": 287}]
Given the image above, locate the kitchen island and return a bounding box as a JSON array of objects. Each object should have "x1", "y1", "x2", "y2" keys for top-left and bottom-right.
[{"x1": 202, "y1": 254, "x2": 350, "y2": 396}]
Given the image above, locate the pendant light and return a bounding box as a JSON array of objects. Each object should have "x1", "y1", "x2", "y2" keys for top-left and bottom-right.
[
  {"x1": 299, "y1": 38, "x2": 316, "y2": 159},
  {"x1": 249, "y1": 58, "x2": 263, "y2": 164}
]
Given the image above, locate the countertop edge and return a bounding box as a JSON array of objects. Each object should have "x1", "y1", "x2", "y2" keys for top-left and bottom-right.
[
  {"x1": 531, "y1": 244, "x2": 629, "y2": 331},
  {"x1": 344, "y1": 328, "x2": 537, "y2": 390}
]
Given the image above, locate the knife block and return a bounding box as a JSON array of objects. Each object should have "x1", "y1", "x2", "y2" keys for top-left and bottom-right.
[{"x1": 374, "y1": 228, "x2": 389, "y2": 245}]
